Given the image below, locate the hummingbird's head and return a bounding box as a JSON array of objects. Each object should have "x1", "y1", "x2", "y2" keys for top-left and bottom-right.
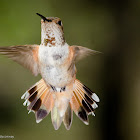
[{"x1": 36, "y1": 13, "x2": 65, "y2": 47}]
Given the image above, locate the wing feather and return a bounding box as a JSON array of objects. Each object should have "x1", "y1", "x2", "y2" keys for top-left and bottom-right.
[
  {"x1": 0, "y1": 45, "x2": 39, "y2": 76},
  {"x1": 71, "y1": 45, "x2": 101, "y2": 62}
]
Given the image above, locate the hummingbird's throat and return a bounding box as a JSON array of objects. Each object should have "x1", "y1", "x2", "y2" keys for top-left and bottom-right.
[
  {"x1": 44, "y1": 37, "x2": 56, "y2": 46},
  {"x1": 42, "y1": 35, "x2": 65, "y2": 47}
]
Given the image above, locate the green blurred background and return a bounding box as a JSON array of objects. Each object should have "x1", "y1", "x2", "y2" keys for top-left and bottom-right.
[{"x1": 0, "y1": 0, "x2": 140, "y2": 140}]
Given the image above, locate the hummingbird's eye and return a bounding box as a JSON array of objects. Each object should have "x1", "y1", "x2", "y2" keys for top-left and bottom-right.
[{"x1": 57, "y1": 20, "x2": 62, "y2": 26}]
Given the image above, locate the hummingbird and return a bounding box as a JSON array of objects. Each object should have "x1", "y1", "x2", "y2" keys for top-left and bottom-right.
[{"x1": 0, "y1": 13, "x2": 100, "y2": 130}]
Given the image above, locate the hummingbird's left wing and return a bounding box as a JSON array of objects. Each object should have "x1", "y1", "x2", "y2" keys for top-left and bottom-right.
[
  {"x1": 71, "y1": 45, "x2": 101, "y2": 62},
  {"x1": 0, "y1": 45, "x2": 39, "y2": 76}
]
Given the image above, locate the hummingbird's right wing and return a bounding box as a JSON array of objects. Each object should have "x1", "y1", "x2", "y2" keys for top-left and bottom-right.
[{"x1": 0, "y1": 45, "x2": 39, "y2": 76}]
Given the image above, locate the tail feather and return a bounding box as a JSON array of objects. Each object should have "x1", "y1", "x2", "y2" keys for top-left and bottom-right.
[
  {"x1": 36, "y1": 91, "x2": 53, "y2": 123},
  {"x1": 71, "y1": 91, "x2": 89, "y2": 125},
  {"x1": 51, "y1": 105, "x2": 63, "y2": 130},
  {"x1": 63, "y1": 103, "x2": 73, "y2": 130}
]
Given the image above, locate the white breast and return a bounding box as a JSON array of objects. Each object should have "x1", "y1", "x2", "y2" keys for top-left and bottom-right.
[{"x1": 38, "y1": 43, "x2": 71, "y2": 87}]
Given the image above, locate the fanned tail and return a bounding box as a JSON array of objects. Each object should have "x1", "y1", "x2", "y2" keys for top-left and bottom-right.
[{"x1": 21, "y1": 78, "x2": 99, "y2": 130}]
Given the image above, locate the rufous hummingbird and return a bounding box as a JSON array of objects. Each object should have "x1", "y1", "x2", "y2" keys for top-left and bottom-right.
[{"x1": 0, "y1": 13, "x2": 100, "y2": 130}]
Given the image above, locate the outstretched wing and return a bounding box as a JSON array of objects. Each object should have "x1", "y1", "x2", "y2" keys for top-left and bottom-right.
[
  {"x1": 71, "y1": 45, "x2": 101, "y2": 62},
  {"x1": 0, "y1": 45, "x2": 39, "y2": 76}
]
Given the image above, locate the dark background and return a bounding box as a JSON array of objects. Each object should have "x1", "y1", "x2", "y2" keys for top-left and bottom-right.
[{"x1": 0, "y1": 0, "x2": 140, "y2": 140}]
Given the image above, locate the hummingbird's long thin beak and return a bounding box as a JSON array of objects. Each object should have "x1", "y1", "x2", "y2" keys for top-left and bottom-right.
[{"x1": 36, "y1": 13, "x2": 51, "y2": 22}]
